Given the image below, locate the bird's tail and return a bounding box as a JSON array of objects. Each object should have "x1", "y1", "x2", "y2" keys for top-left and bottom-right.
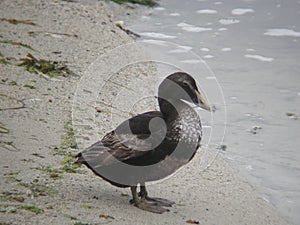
[{"x1": 74, "y1": 152, "x2": 85, "y2": 165}]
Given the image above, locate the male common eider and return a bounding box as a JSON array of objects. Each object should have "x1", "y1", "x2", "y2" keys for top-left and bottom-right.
[{"x1": 76, "y1": 72, "x2": 211, "y2": 213}]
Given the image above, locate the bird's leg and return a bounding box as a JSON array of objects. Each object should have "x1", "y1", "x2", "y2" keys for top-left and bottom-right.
[
  {"x1": 139, "y1": 185, "x2": 175, "y2": 207},
  {"x1": 130, "y1": 186, "x2": 139, "y2": 204},
  {"x1": 130, "y1": 186, "x2": 169, "y2": 214}
]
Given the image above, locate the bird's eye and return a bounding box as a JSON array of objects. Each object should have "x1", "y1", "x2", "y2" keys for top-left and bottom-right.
[{"x1": 183, "y1": 81, "x2": 189, "y2": 86}]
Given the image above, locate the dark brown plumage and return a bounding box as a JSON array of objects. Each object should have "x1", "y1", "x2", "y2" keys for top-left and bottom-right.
[{"x1": 75, "y1": 72, "x2": 211, "y2": 213}]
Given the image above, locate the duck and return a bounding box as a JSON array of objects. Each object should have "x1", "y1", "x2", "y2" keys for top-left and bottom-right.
[{"x1": 75, "y1": 72, "x2": 211, "y2": 213}]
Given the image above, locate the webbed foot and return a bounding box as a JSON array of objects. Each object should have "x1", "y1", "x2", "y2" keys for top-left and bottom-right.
[
  {"x1": 130, "y1": 186, "x2": 171, "y2": 214},
  {"x1": 143, "y1": 196, "x2": 175, "y2": 207},
  {"x1": 132, "y1": 199, "x2": 170, "y2": 214}
]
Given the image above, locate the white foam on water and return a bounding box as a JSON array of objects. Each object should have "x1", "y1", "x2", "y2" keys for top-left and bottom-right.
[
  {"x1": 219, "y1": 18, "x2": 240, "y2": 25},
  {"x1": 180, "y1": 59, "x2": 202, "y2": 64},
  {"x1": 197, "y1": 9, "x2": 218, "y2": 14},
  {"x1": 177, "y1": 22, "x2": 212, "y2": 32},
  {"x1": 140, "y1": 32, "x2": 176, "y2": 39},
  {"x1": 221, "y1": 47, "x2": 232, "y2": 51},
  {"x1": 203, "y1": 54, "x2": 214, "y2": 59},
  {"x1": 244, "y1": 54, "x2": 274, "y2": 62},
  {"x1": 169, "y1": 12, "x2": 181, "y2": 16},
  {"x1": 169, "y1": 45, "x2": 193, "y2": 53},
  {"x1": 140, "y1": 39, "x2": 167, "y2": 46},
  {"x1": 218, "y1": 27, "x2": 228, "y2": 31},
  {"x1": 264, "y1": 28, "x2": 300, "y2": 37},
  {"x1": 246, "y1": 48, "x2": 255, "y2": 52},
  {"x1": 214, "y1": 1, "x2": 223, "y2": 5},
  {"x1": 232, "y1": 8, "x2": 255, "y2": 15},
  {"x1": 200, "y1": 47, "x2": 210, "y2": 52}
]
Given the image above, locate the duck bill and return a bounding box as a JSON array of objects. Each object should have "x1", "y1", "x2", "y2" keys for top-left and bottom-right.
[{"x1": 195, "y1": 90, "x2": 211, "y2": 111}]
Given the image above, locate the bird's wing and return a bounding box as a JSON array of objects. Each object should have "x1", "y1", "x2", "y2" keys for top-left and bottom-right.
[{"x1": 76, "y1": 111, "x2": 166, "y2": 167}]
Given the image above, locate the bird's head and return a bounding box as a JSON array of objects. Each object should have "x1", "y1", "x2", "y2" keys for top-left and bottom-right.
[{"x1": 158, "y1": 72, "x2": 211, "y2": 111}]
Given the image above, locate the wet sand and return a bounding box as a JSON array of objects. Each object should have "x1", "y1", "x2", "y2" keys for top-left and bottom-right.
[{"x1": 0, "y1": 0, "x2": 290, "y2": 224}]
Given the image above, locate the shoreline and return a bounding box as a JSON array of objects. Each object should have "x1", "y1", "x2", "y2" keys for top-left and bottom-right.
[{"x1": 0, "y1": 0, "x2": 290, "y2": 224}]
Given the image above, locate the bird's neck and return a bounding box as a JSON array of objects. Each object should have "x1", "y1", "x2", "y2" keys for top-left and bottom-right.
[{"x1": 158, "y1": 97, "x2": 186, "y2": 120}]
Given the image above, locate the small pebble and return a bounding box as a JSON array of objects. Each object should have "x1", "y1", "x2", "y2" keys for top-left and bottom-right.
[
  {"x1": 251, "y1": 125, "x2": 262, "y2": 134},
  {"x1": 286, "y1": 112, "x2": 298, "y2": 120}
]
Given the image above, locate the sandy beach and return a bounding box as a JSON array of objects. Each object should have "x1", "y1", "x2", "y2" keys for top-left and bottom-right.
[{"x1": 0, "y1": 0, "x2": 290, "y2": 224}]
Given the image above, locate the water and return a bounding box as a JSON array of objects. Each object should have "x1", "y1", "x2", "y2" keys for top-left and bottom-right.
[{"x1": 127, "y1": 0, "x2": 300, "y2": 224}]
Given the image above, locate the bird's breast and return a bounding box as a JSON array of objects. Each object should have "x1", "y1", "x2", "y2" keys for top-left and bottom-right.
[{"x1": 167, "y1": 107, "x2": 202, "y2": 145}]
